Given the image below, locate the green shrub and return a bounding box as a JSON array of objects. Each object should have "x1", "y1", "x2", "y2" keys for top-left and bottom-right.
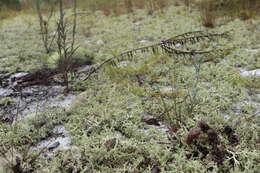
[
  {"x1": 72, "y1": 47, "x2": 94, "y2": 67},
  {"x1": 45, "y1": 47, "x2": 93, "y2": 68}
]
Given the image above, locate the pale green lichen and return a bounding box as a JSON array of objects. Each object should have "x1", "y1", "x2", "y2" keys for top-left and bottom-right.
[
  {"x1": 0, "y1": 97, "x2": 15, "y2": 107},
  {"x1": 0, "y1": 2, "x2": 259, "y2": 173}
]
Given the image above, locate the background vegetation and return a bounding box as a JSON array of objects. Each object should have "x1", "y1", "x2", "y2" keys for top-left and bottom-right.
[
  {"x1": 0, "y1": 0, "x2": 259, "y2": 172},
  {"x1": 1, "y1": 0, "x2": 260, "y2": 21}
]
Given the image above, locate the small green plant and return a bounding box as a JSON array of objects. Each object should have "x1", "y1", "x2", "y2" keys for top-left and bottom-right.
[
  {"x1": 0, "y1": 97, "x2": 15, "y2": 107},
  {"x1": 0, "y1": 123, "x2": 39, "y2": 173},
  {"x1": 97, "y1": 30, "x2": 230, "y2": 129}
]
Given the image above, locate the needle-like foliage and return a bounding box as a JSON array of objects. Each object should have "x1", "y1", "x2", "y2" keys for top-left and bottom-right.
[{"x1": 85, "y1": 30, "x2": 230, "y2": 79}]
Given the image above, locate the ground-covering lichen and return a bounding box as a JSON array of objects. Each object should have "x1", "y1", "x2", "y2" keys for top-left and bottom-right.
[{"x1": 0, "y1": 2, "x2": 259, "y2": 173}]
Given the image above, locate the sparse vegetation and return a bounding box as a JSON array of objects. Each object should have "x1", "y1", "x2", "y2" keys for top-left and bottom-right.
[
  {"x1": 0, "y1": 0, "x2": 260, "y2": 173},
  {"x1": 194, "y1": 0, "x2": 260, "y2": 27}
]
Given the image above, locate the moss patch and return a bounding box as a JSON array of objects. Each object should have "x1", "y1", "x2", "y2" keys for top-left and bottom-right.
[{"x1": 0, "y1": 3, "x2": 259, "y2": 173}]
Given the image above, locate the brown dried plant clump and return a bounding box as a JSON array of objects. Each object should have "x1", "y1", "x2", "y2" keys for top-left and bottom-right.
[
  {"x1": 206, "y1": 128, "x2": 219, "y2": 146},
  {"x1": 104, "y1": 138, "x2": 117, "y2": 151},
  {"x1": 201, "y1": 10, "x2": 216, "y2": 28},
  {"x1": 223, "y1": 126, "x2": 239, "y2": 145},
  {"x1": 185, "y1": 121, "x2": 240, "y2": 169},
  {"x1": 186, "y1": 121, "x2": 216, "y2": 145},
  {"x1": 186, "y1": 127, "x2": 202, "y2": 145},
  {"x1": 183, "y1": 0, "x2": 260, "y2": 27},
  {"x1": 198, "y1": 121, "x2": 210, "y2": 133},
  {"x1": 198, "y1": 0, "x2": 218, "y2": 28}
]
